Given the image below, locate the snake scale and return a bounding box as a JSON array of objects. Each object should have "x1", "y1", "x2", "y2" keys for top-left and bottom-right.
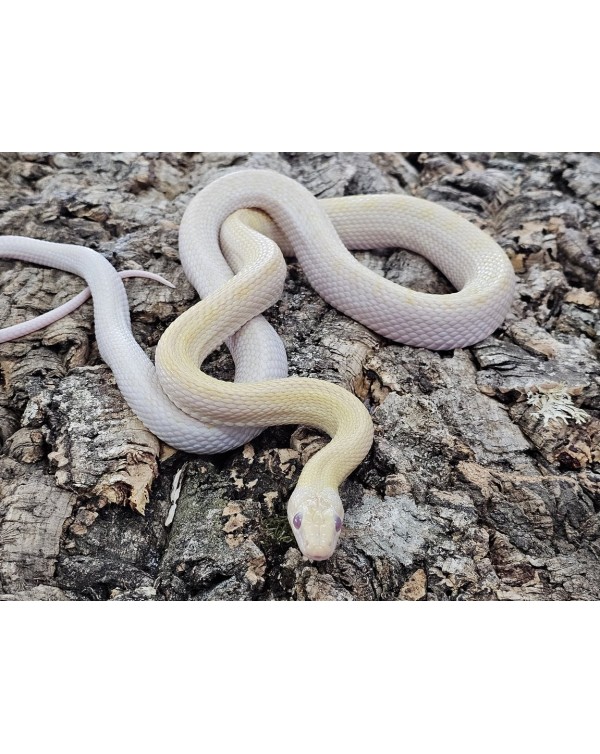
[{"x1": 0, "y1": 169, "x2": 516, "y2": 560}]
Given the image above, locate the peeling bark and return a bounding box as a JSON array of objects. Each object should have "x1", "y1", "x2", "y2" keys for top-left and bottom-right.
[{"x1": 0, "y1": 151, "x2": 598, "y2": 600}]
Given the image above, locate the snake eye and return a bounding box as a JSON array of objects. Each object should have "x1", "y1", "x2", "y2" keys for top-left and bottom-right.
[
  {"x1": 334, "y1": 515, "x2": 342, "y2": 532},
  {"x1": 293, "y1": 513, "x2": 303, "y2": 529}
]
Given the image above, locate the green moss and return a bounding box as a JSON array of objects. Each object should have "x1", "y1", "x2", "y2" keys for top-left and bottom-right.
[{"x1": 260, "y1": 515, "x2": 294, "y2": 547}]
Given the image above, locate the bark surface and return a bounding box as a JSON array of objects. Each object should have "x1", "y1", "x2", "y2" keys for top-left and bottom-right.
[{"x1": 0, "y1": 151, "x2": 598, "y2": 601}]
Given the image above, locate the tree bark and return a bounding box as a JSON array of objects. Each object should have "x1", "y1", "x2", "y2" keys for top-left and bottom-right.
[{"x1": 0, "y1": 151, "x2": 598, "y2": 601}]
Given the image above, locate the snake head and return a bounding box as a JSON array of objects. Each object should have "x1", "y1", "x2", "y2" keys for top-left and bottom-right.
[{"x1": 287, "y1": 486, "x2": 344, "y2": 561}]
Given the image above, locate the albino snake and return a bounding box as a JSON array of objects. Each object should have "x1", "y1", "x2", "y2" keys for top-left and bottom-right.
[{"x1": 0, "y1": 169, "x2": 516, "y2": 561}]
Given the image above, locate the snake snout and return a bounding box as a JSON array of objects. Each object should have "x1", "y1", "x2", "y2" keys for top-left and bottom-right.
[
  {"x1": 299, "y1": 529, "x2": 338, "y2": 562},
  {"x1": 304, "y1": 550, "x2": 333, "y2": 562}
]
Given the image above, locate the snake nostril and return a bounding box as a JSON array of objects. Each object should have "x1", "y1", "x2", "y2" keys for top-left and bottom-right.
[
  {"x1": 334, "y1": 515, "x2": 342, "y2": 532},
  {"x1": 293, "y1": 513, "x2": 303, "y2": 529}
]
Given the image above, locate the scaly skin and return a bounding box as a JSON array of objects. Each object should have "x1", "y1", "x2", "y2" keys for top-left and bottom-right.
[{"x1": 0, "y1": 169, "x2": 515, "y2": 560}]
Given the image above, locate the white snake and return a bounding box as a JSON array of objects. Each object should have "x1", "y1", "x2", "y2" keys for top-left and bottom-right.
[{"x1": 0, "y1": 169, "x2": 516, "y2": 561}]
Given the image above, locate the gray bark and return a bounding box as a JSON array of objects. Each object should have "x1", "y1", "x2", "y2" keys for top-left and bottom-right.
[{"x1": 0, "y1": 151, "x2": 598, "y2": 601}]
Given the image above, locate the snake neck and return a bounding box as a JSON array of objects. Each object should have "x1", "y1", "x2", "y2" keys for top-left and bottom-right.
[{"x1": 295, "y1": 399, "x2": 374, "y2": 490}]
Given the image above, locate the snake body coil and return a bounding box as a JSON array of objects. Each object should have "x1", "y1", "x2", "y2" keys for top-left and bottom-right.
[{"x1": 0, "y1": 169, "x2": 515, "y2": 560}]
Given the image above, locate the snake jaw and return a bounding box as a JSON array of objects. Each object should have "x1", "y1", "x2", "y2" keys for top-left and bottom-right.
[{"x1": 287, "y1": 486, "x2": 344, "y2": 561}]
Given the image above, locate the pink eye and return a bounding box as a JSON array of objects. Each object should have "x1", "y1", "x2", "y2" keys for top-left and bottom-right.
[
  {"x1": 293, "y1": 513, "x2": 303, "y2": 529},
  {"x1": 334, "y1": 515, "x2": 342, "y2": 532}
]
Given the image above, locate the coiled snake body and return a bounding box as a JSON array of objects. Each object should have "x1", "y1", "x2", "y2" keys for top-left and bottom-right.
[{"x1": 0, "y1": 169, "x2": 515, "y2": 560}]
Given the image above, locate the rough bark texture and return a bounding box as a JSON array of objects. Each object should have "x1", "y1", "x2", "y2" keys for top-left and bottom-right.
[{"x1": 0, "y1": 151, "x2": 598, "y2": 601}]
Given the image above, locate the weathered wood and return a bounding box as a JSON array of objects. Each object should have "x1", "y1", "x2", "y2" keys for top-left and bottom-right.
[{"x1": 0, "y1": 152, "x2": 598, "y2": 600}]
